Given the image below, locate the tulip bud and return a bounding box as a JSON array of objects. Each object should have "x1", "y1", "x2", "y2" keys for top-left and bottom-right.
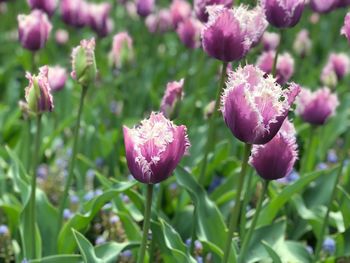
[
  {"x1": 109, "y1": 32, "x2": 134, "y2": 69},
  {"x1": 261, "y1": 0, "x2": 305, "y2": 28},
  {"x1": 87, "y1": 3, "x2": 112, "y2": 37},
  {"x1": 321, "y1": 53, "x2": 350, "y2": 85},
  {"x1": 320, "y1": 65, "x2": 338, "y2": 88},
  {"x1": 145, "y1": 9, "x2": 173, "y2": 34},
  {"x1": 341, "y1": 12, "x2": 350, "y2": 44},
  {"x1": 160, "y1": 79, "x2": 184, "y2": 119},
  {"x1": 261, "y1": 31, "x2": 280, "y2": 51},
  {"x1": 204, "y1": 100, "x2": 215, "y2": 119},
  {"x1": 71, "y1": 38, "x2": 97, "y2": 86},
  {"x1": 136, "y1": 0, "x2": 154, "y2": 17},
  {"x1": 176, "y1": 17, "x2": 203, "y2": 49},
  {"x1": 202, "y1": 5, "x2": 267, "y2": 62},
  {"x1": 55, "y1": 29, "x2": 69, "y2": 45},
  {"x1": 194, "y1": 0, "x2": 233, "y2": 22},
  {"x1": 25, "y1": 66, "x2": 54, "y2": 114},
  {"x1": 221, "y1": 65, "x2": 300, "y2": 144},
  {"x1": 17, "y1": 10, "x2": 52, "y2": 51},
  {"x1": 249, "y1": 119, "x2": 298, "y2": 180},
  {"x1": 60, "y1": 0, "x2": 89, "y2": 28},
  {"x1": 170, "y1": 0, "x2": 192, "y2": 28},
  {"x1": 27, "y1": 0, "x2": 57, "y2": 17},
  {"x1": 293, "y1": 29, "x2": 312, "y2": 57},
  {"x1": 123, "y1": 112, "x2": 190, "y2": 184},
  {"x1": 296, "y1": 87, "x2": 339, "y2": 125},
  {"x1": 48, "y1": 66, "x2": 67, "y2": 92},
  {"x1": 310, "y1": 0, "x2": 337, "y2": 13}
]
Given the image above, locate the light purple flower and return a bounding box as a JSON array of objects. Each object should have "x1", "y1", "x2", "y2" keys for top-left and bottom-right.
[
  {"x1": 145, "y1": 9, "x2": 173, "y2": 34},
  {"x1": 296, "y1": 87, "x2": 339, "y2": 125},
  {"x1": 194, "y1": 0, "x2": 233, "y2": 22},
  {"x1": 249, "y1": 119, "x2": 298, "y2": 180},
  {"x1": 202, "y1": 5, "x2": 268, "y2": 62},
  {"x1": 310, "y1": 0, "x2": 337, "y2": 13},
  {"x1": 87, "y1": 2, "x2": 112, "y2": 37},
  {"x1": 60, "y1": 0, "x2": 89, "y2": 28},
  {"x1": 48, "y1": 66, "x2": 67, "y2": 92},
  {"x1": 160, "y1": 79, "x2": 185, "y2": 118},
  {"x1": 17, "y1": 10, "x2": 52, "y2": 51},
  {"x1": 261, "y1": 31, "x2": 280, "y2": 51},
  {"x1": 55, "y1": 29, "x2": 69, "y2": 45},
  {"x1": 110, "y1": 32, "x2": 134, "y2": 68},
  {"x1": 27, "y1": 0, "x2": 57, "y2": 16},
  {"x1": 136, "y1": 0, "x2": 154, "y2": 17},
  {"x1": 329, "y1": 53, "x2": 350, "y2": 79},
  {"x1": 221, "y1": 65, "x2": 300, "y2": 144},
  {"x1": 170, "y1": 0, "x2": 192, "y2": 28},
  {"x1": 123, "y1": 112, "x2": 190, "y2": 184},
  {"x1": 293, "y1": 29, "x2": 312, "y2": 57},
  {"x1": 341, "y1": 12, "x2": 350, "y2": 44},
  {"x1": 177, "y1": 17, "x2": 203, "y2": 49},
  {"x1": 261, "y1": 0, "x2": 305, "y2": 28}
]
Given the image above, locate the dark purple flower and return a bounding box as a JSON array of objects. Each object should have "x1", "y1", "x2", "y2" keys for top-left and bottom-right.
[
  {"x1": 87, "y1": 2, "x2": 112, "y2": 37},
  {"x1": 177, "y1": 17, "x2": 203, "y2": 49},
  {"x1": 194, "y1": 0, "x2": 233, "y2": 22},
  {"x1": 27, "y1": 0, "x2": 57, "y2": 16},
  {"x1": 136, "y1": 0, "x2": 154, "y2": 17},
  {"x1": 60, "y1": 0, "x2": 89, "y2": 28}
]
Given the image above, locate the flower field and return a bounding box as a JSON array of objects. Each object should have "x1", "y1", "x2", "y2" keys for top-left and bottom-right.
[{"x1": 1, "y1": 0, "x2": 350, "y2": 262}]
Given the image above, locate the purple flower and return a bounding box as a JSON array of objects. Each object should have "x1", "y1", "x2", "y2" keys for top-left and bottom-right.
[
  {"x1": 27, "y1": 0, "x2": 57, "y2": 16},
  {"x1": 136, "y1": 0, "x2": 154, "y2": 17},
  {"x1": 109, "y1": 215, "x2": 120, "y2": 224},
  {"x1": 170, "y1": 0, "x2": 192, "y2": 28},
  {"x1": 63, "y1": 208, "x2": 73, "y2": 220},
  {"x1": 160, "y1": 79, "x2": 184, "y2": 118},
  {"x1": 296, "y1": 87, "x2": 339, "y2": 125},
  {"x1": 261, "y1": 0, "x2": 305, "y2": 28},
  {"x1": 317, "y1": 162, "x2": 328, "y2": 170},
  {"x1": 221, "y1": 65, "x2": 300, "y2": 144},
  {"x1": 261, "y1": 31, "x2": 280, "y2": 51},
  {"x1": 176, "y1": 17, "x2": 203, "y2": 49},
  {"x1": 95, "y1": 235, "x2": 106, "y2": 245},
  {"x1": 87, "y1": 3, "x2": 112, "y2": 37},
  {"x1": 342, "y1": 13, "x2": 350, "y2": 44},
  {"x1": 60, "y1": 0, "x2": 89, "y2": 28},
  {"x1": 123, "y1": 112, "x2": 190, "y2": 184},
  {"x1": 323, "y1": 53, "x2": 350, "y2": 80},
  {"x1": 327, "y1": 150, "x2": 338, "y2": 163},
  {"x1": 17, "y1": 10, "x2": 52, "y2": 51},
  {"x1": 109, "y1": 32, "x2": 134, "y2": 68},
  {"x1": 249, "y1": 119, "x2": 298, "y2": 180},
  {"x1": 194, "y1": 0, "x2": 233, "y2": 22},
  {"x1": 48, "y1": 66, "x2": 67, "y2": 92},
  {"x1": 310, "y1": 0, "x2": 337, "y2": 13},
  {"x1": 293, "y1": 29, "x2": 312, "y2": 57},
  {"x1": 145, "y1": 9, "x2": 173, "y2": 34},
  {"x1": 322, "y1": 237, "x2": 336, "y2": 254},
  {"x1": 202, "y1": 5, "x2": 268, "y2": 62},
  {"x1": 55, "y1": 29, "x2": 69, "y2": 45},
  {"x1": 0, "y1": 225, "x2": 9, "y2": 236}
]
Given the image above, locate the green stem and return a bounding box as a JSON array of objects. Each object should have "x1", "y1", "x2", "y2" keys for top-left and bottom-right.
[
  {"x1": 57, "y1": 85, "x2": 88, "y2": 231},
  {"x1": 137, "y1": 184, "x2": 154, "y2": 263},
  {"x1": 29, "y1": 114, "x2": 41, "y2": 259},
  {"x1": 238, "y1": 180, "x2": 269, "y2": 263},
  {"x1": 313, "y1": 133, "x2": 349, "y2": 261},
  {"x1": 302, "y1": 125, "x2": 317, "y2": 174},
  {"x1": 222, "y1": 143, "x2": 252, "y2": 263},
  {"x1": 239, "y1": 169, "x2": 254, "y2": 239},
  {"x1": 272, "y1": 30, "x2": 283, "y2": 77}
]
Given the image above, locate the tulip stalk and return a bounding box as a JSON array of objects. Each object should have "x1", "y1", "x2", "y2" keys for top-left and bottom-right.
[
  {"x1": 57, "y1": 85, "x2": 88, "y2": 231},
  {"x1": 223, "y1": 143, "x2": 252, "y2": 263},
  {"x1": 138, "y1": 184, "x2": 154, "y2": 263},
  {"x1": 239, "y1": 169, "x2": 254, "y2": 239},
  {"x1": 238, "y1": 180, "x2": 269, "y2": 263},
  {"x1": 272, "y1": 30, "x2": 284, "y2": 76},
  {"x1": 301, "y1": 125, "x2": 318, "y2": 173}
]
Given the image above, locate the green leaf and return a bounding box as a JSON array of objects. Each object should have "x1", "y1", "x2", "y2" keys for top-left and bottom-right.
[
  {"x1": 94, "y1": 242, "x2": 138, "y2": 263},
  {"x1": 261, "y1": 240, "x2": 282, "y2": 263},
  {"x1": 30, "y1": 255, "x2": 83, "y2": 263},
  {"x1": 72, "y1": 229, "x2": 103, "y2": 263}
]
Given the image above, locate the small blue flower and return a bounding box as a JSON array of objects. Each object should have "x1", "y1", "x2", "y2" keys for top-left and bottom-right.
[
  {"x1": 84, "y1": 191, "x2": 94, "y2": 201},
  {"x1": 322, "y1": 237, "x2": 336, "y2": 254},
  {"x1": 208, "y1": 176, "x2": 223, "y2": 193},
  {"x1": 36, "y1": 164, "x2": 49, "y2": 179},
  {"x1": 70, "y1": 194, "x2": 79, "y2": 204},
  {"x1": 94, "y1": 189, "x2": 103, "y2": 196},
  {"x1": 327, "y1": 150, "x2": 338, "y2": 163},
  {"x1": 63, "y1": 209, "x2": 73, "y2": 220},
  {"x1": 317, "y1": 163, "x2": 328, "y2": 170},
  {"x1": 109, "y1": 215, "x2": 120, "y2": 224},
  {"x1": 86, "y1": 169, "x2": 95, "y2": 179},
  {"x1": 185, "y1": 238, "x2": 191, "y2": 247},
  {"x1": 21, "y1": 259, "x2": 29, "y2": 263},
  {"x1": 196, "y1": 256, "x2": 203, "y2": 263},
  {"x1": 169, "y1": 182, "x2": 178, "y2": 191},
  {"x1": 0, "y1": 224, "x2": 9, "y2": 235},
  {"x1": 194, "y1": 240, "x2": 202, "y2": 251},
  {"x1": 306, "y1": 245, "x2": 313, "y2": 255},
  {"x1": 95, "y1": 235, "x2": 106, "y2": 245},
  {"x1": 95, "y1": 157, "x2": 104, "y2": 168},
  {"x1": 120, "y1": 249, "x2": 132, "y2": 258}
]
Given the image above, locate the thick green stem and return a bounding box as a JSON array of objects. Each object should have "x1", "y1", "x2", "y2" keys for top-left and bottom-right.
[
  {"x1": 57, "y1": 85, "x2": 88, "y2": 231},
  {"x1": 137, "y1": 184, "x2": 154, "y2": 263},
  {"x1": 301, "y1": 125, "x2": 317, "y2": 174},
  {"x1": 222, "y1": 143, "x2": 252, "y2": 263},
  {"x1": 238, "y1": 180, "x2": 269, "y2": 263},
  {"x1": 272, "y1": 30, "x2": 283, "y2": 77},
  {"x1": 29, "y1": 114, "x2": 41, "y2": 259}
]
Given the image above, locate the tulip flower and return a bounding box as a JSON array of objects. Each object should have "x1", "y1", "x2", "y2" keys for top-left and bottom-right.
[
  {"x1": 249, "y1": 119, "x2": 298, "y2": 180},
  {"x1": 176, "y1": 17, "x2": 203, "y2": 49},
  {"x1": 261, "y1": 31, "x2": 280, "y2": 51},
  {"x1": 296, "y1": 87, "x2": 339, "y2": 125},
  {"x1": 194, "y1": 0, "x2": 233, "y2": 22},
  {"x1": 202, "y1": 5, "x2": 267, "y2": 62},
  {"x1": 136, "y1": 0, "x2": 154, "y2": 17},
  {"x1": 293, "y1": 29, "x2": 312, "y2": 57},
  {"x1": 341, "y1": 12, "x2": 350, "y2": 44},
  {"x1": 48, "y1": 66, "x2": 67, "y2": 92},
  {"x1": 123, "y1": 112, "x2": 190, "y2": 184},
  {"x1": 160, "y1": 79, "x2": 184, "y2": 118},
  {"x1": 55, "y1": 29, "x2": 69, "y2": 45},
  {"x1": 109, "y1": 32, "x2": 134, "y2": 69},
  {"x1": 221, "y1": 65, "x2": 300, "y2": 144},
  {"x1": 27, "y1": 0, "x2": 57, "y2": 16},
  {"x1": 17, "y1": 10, "x2": 52, "y2": 51},
  {"x1": 261, "y1": 0, "x2": 305, "y2": 28},
  {"x1": 87, "y1": 2, "x2": 112, "y2": 37},
  {"x1": 310, "y1": 0, "x2": 337, "y2": 13},
  {"x1": 145, "y1": 9, "x2": 173, "y2": 34},
  {"x1": 60, "y1": 0, "x2": 89, "y2": 28},
  {"x1": 170, "y1": 0, "x2": 192, "y2": 28}
]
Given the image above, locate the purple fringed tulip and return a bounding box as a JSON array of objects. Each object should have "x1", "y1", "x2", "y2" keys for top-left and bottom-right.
[
  {"x1": 310, "y1": 0, "x2": 337, "y2": 13},
  {"x1": 17, "y1": 10, "x2": 52, "y2": 51},
  {"x1": 60, "y1": 0, "x2": 89, "y2": 28},
  {"x1": 123, "y1": 112, "x2": 190, "y2": 184},
  {"x1": 136, "y1": 0, "x2": 154, "y2": 17},
  {"x1": 296, "y1": 87, "x2": 339, "y2": 125},
  {"x1": 170, "y1": 0, "x2": 192, "y2": 28},
  {"x1": 27, "y1": 0, "x2": 57, "y2": 16},
  {"x1": 293, "y1": 29, "x2": 312, "y2": 57},
  {"x1": 256, "y1": 51, "x2": 295, "y2": 85},
  {"x1": 321, "y1": 53, "x2": 350, "y2": 83},
  {"x1": 145, "y1": 9, "x2": 173, "y2": 34},
  {"x1": 177, "y1": 17, "x2": 203, "y2": 49},
  {"x1": 202, "y1": 5, "x2": 267, "y2": 62},
  {"x1": 220, "y1": 65, "x2": 300, "y2": 144},
  {"x1": 341, "y1": 13, "x2": 350, "y2": 43},
  {"x1": 25, "y1": 66, "x2": 54, "y2": 114},
  {"x1": 194, "y1": 0, "x2": 233, "y2": 22},
  {"x1": 160, "y1": 79, "x2": 184, "y2": 118},
  {"x1": 249, "y1": 119, "x2": 298, "y2": 180},
  {"x1": 109, "y1": 32, "x2": 134, "y2": 69},
  {"x1": 88, "y1": 3, "x2": 112, "y2": 37},
  {"x1": 261, "y1": 31, "x2": 280, "y2": 51},
  {"x1": 48, "y1": 66, "x2": 67, "y2": 92},
  {"x1": 261, "y1": 0, "x2": 305, "y2": 28}
]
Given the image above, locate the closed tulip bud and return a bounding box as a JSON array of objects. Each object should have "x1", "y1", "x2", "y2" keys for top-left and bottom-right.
[
  {"x1": 60, "y1": 0, "x2": 89, "y2": 28},
  {"x1": 296, "y1": 87, "x2": 339, "y2": 125},
  {"x1": 221, "y1": 65, "x2": 300, "y2": 144},
  {"x1": 109, "y1": 32, "x2": 134, "y2": 69},
  {"x1": 136, "y1": 0, "x2": 154, "y2": 17},
  {"x1": 310, "y1": 0, "x2": 337, "y2": 13},
  {"x1": 48, "y1": 66, "x2": 67, "y2": 92},
  {"x1": 328, "y1": 53, "x2": 350, "y2": 80},
  {"x1": 25, "y1": 66, "x2": 54, "y2": 114},
  {"x1": 293, "y1": 29, "x2": 312, "y2": 57},
  {"x1": 249, "y1": 119, "x2": 298, "y2": 180},
  {"x1": 123, "y1": 112, "x2": 190, "y2": 184},
  {"x1": 170, "y1": 0, "x2": 192, "y2": 28},
  {"x1": 256, "y1": 51, "x2": 295, "y2": 85},
  {"x1": 27, "y1": 0, "x2": 57, "y2": 16},
  {"x1": 17, "y1": 10, "x2": 52, "y2": 51},
  {"x1": 145, "y1": 9, "x2": 173, "y2": 34},
  {"x1": 176, "y1": 17, "x2": 203, "y2": 49},
  {"x1": 194, "y1": 0, "x2": 233, "y2": 22},
  {"x1": 202, "y1": 5, "x2": 267, "y2": 62},
  {"x1": 88, "y1": 3, "x2": 112, "y2": 37},
  {"x1": 160, "y1": 79, "x2": 184, "y2": 118},
  {"x1": 261, "y1": 0, "x2": 305, "y2": 28},
  {"x1": 320, "y1": 66, "x2": 338, "y2": 88},
  {"x1": 341, "y1": 13, "x2": 350, "y2": 44},
  {"x1": 55, "y1": 29, "x2": 69, "y2": 45},
  {"x1": 71, "y1": 38, "x2": 97, "y2": 86},
  {"x1": 261, "y1": 31, "x2": 280, "y2": 51}
]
